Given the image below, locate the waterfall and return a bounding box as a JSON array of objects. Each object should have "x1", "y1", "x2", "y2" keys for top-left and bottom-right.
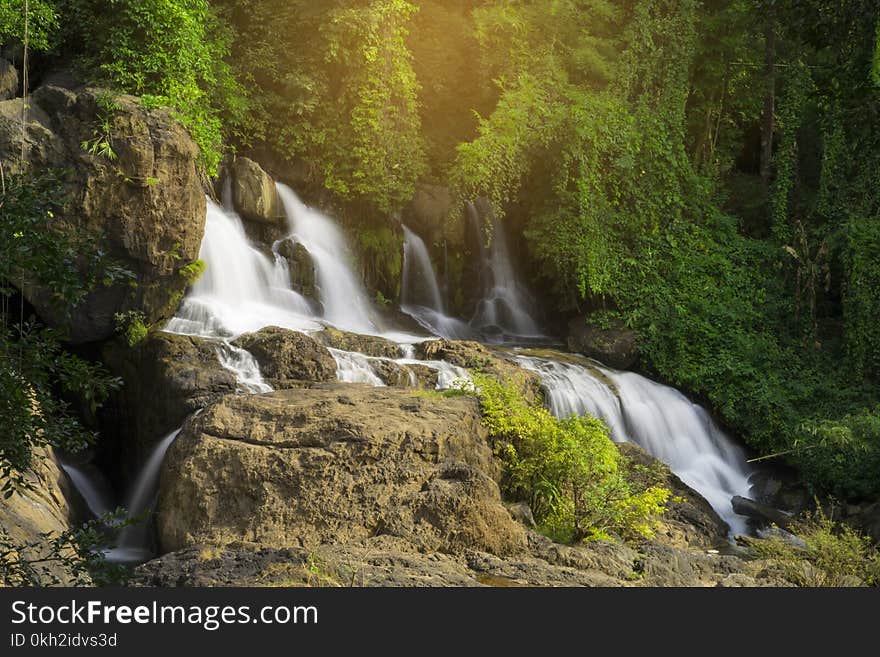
[
  {"x1": 517, "y1": 356, "x2": 754, "y2": 535},
  {"x1": 467, "y1": 202, "x2": 542, "y2": 340},
  {"x1": 166, "y1": 197, "x2": 319, "y2": 339},
  {"x1": 402, "y1": 225, "x2": 445, "y2": 312},
  {"x1": 60, "y1": 463, "x2": 113, "y2": 519},
  {"x1": 275, "y1": 183, "x2": 380, "y2": 335},
  {"x1": 105, "y1": 427, "x2": 183, "y2": 564},
  {"x1": 215, "y1": 342, "x2": 273, "y2": 394},
  {"x1": 400, "y1": 224, "x2": 476, "y2": 340}
]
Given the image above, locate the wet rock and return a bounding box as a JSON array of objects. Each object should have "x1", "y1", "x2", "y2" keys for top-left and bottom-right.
[
  {"x1": 314, "y1": 327, "x2": 403, "y2": 359},
  {"x1": 732, "y1": 496, "x2": 795, "y2": 529},
  {"x1": 567, "y1": 315, "x2": 639, "y2": 370},
  {"x1": 231, "y1": 157, "x2": 283, "y2": 226},
  {"x1": 232, "y1": 326, "x2": 337, "y2": 386},
  {"x1": 275, "y1": 238, "x2": 318, "y2": 301}
]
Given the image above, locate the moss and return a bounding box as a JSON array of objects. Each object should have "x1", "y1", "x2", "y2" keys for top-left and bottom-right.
[{"x1": 178, "y1": 259, "x2": 207, "y2": 286}]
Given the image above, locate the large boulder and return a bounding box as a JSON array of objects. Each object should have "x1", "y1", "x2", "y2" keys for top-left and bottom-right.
[
  {"x1": 231, "y1": 157, "x2": 283, "y2": 226},
  {"x1": 0, "y1": 446, "x2": 79, "y2": 585},
  {"x1": 0, "y1": 81, "x2": 206, "y2": 343},
  {"x1": 232, "y1": 326, "x2": 337, "y2": 387},
  {"x1": 157, "y1": 385, "x2": 528, "y2": 556},
  {"x1": 0, "y1": 59, "x2": 17, "y2": 100},
  {"x1": 567, "y1": 315, "x2": 639, "y2": 370}
]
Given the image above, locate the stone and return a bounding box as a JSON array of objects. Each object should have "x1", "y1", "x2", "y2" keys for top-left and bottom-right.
[
  {"x1": 313, "y1": 327, "x2": 403, "y2": 359},
  {"x1": 0, "y1": 446, "x2": 78, "y2": 585},
  {"x1": 275, "y1": 238, "x2": 318, "y2": 302},
  {"x1": 156, "y1": 384, "x2": 528, "y2": 556},
  {"x1": 0, "y1": 59, "x2": 18, "y2": 100},
  {"x1": 232, "y1": 326, "x2": 337, "y2": 386},
  {"x1": 732, "y1": 496, "x2": 795, "y2": 529},
  {"x1": 231, "y1": 157, "x2": 284, "y2": 226},
  {"x1": 0, "y1": 83, "x2": 205, "y2": 343},
  {"x1": 567, "y1": 315, "x2": 639, "y2": 370}
]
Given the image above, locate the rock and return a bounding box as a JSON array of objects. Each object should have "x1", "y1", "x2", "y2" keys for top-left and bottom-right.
[
  {"x1": 0, "y1": 83, "x2": 205, "y2": 343},
  {"x1": 231, "y1": 157, "x2": 283, "y2": 226},
  {"x1": 846, "y1": 501, "x2": 880, "y2": 544},
  {"x1": 313, "y1": 327, "x2": 402, "y2": 359},
  {"x1": 505, "y1": 502, "x2": 537, "y2": 529},
  {"x1": 402, "y1": 184, "x2": 456, "y2": 246},
  {"x1": 103, "y1": 332, "x2": 237, "y2": 471},
  {"x1": 748, "y1": 468, "x2": 811, "y2": 515},
  {"x1": 232, "y1": 326, "x2": 337, "y2": 386},
  {"x1": 415, "y1": 339, "x2": 541, "y2": 400},
  {"x1": 567, "y1": 315, "x2": 639, "y2": 370},
  {"x1": 0, "y1": 445, "x2": 78, "y2": 585},
  {"x1": 732, "y1": 496, "x2": 795, "y2": 529},
  {"x1": 275, "y1": 238, "x2": 318, "y2": 301},
  {"x1": 156, "y1": 384, "x2": 528, "y2": 556},
  {"x1": 0, "y1": 59, "x2": 18, "y2": 100},
  {"x1": 618, "y1": 443, "x2": 730, "y2": 548}
]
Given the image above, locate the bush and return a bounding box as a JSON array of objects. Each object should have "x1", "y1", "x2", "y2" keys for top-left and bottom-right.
[
  {"x1": 751, "y1": 508, "x2": 880, "y2": 587},
  {"x1": 471, "y1": 374, "x2": 669, "y2": 543},
  {"x1": 114, "y1": 310, "x2": 148, "y2": 347}
]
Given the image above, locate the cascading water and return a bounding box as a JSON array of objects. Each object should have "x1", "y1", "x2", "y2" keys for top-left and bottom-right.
[
  {"x1": 401, "y1": 225, "x2": 475, "y2": 340},
  {"x1": 60, "y1": 463, "x2": 113, "y2": 519},
  {"x1": 517, "y1": 355, "x2": 754, "y2": 536},
  {"x1": 275, "y1": 183, "x2": 380, "y2": 335},
  {"x1": 106, "y1": 427, "x2": 184, "y2": 564},
  {"x1": 467, "y1": 202, "x2": 543, "y2": 340},
  {"x1": 166, "y1": 197, "x2": 319, "y2": 339}
]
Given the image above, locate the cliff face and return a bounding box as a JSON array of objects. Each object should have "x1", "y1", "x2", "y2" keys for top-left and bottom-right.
[{"x1": 0, "y1": 76, "x2": 206, "y2": 343}]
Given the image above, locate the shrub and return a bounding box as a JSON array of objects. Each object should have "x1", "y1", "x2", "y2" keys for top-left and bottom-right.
[
  {"x1": 114, "y1": 310, "x2": 148, "y2": 347},
  {"x1": 752, "y1": 508, "x2": 880, "y2": 587},
  {"x1": 471, "y1": 374, "x2": 669, "y2": 543}
]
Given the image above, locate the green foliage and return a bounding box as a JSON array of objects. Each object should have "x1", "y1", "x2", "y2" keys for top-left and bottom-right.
[
  {"x1": 0, "y1": 512, "x2": 131, "y2": 586},
  {"x1": 752, "y1": 508, "x2": 880, "y2": 587},
  {"x1": 113, "y1": 310, "x2": 148, "y2": 347},
  {"x1": 0, "y1": 0, "x2": 58, "y2": 51},
  {"x1": 80, "y1": 91, "x2": 121, "y2": 161},
  {"x1": 216, "y1": 0, "x2": 426, "y2": 214},
  {"x1": 472, "y1": 374, "x2": 668, "y2": 543},
  {"x1": 178, "y1": 259, "x2": 207, "y2": 286},
  {"x1": 58, "y1": 0, "x2": 247, "y2": 174}
]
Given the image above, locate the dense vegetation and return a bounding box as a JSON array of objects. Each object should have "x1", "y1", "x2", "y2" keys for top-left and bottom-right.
[{"x1": 2, "y1": 0, "x2": 879, "y2": 506}]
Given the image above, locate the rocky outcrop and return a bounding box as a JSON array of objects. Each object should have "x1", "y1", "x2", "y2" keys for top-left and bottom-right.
[
  {"x1": 567, "y1": 315, "x2": 639, "y2": 370},
  {"x1": 232, "y1": 326, "x2": 337, "y2": 387},
  {"x1": 0, "y1": 59, "x2": 17, "y2": 100},
  {"x1": 415, "y1": 339, "x2": 541, "y2": 400},
  {"x1": 231, "y1": 157, "x2": 283, "y2": 226},
  {"x1": 0, "y1": 81, "x2": 205, "y2": 343},
  {"x1": 0, "y1": 446, "x2": 78, "y2": 585},
  {"x1": 732, "y1": 496, "x2": 796, "y2": 530},
  {"x1": 402, "y1": 184, "x2": 460, "y2": 247},
  {"x1": 157, "y1": 385, "x2": 527, "y2": 556},
  {"x1": 103, "y1": 332, "x2": 236, "y2": 468},
  {"x1": 618, "y1": 443, "x2": 730, "y2": 547},
  {"x1": 313, "y1": 327, "x2": 403, "y2": 359},
  {"x1": 275, "y1": 238, "x2": 318, "y2": 302}
]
